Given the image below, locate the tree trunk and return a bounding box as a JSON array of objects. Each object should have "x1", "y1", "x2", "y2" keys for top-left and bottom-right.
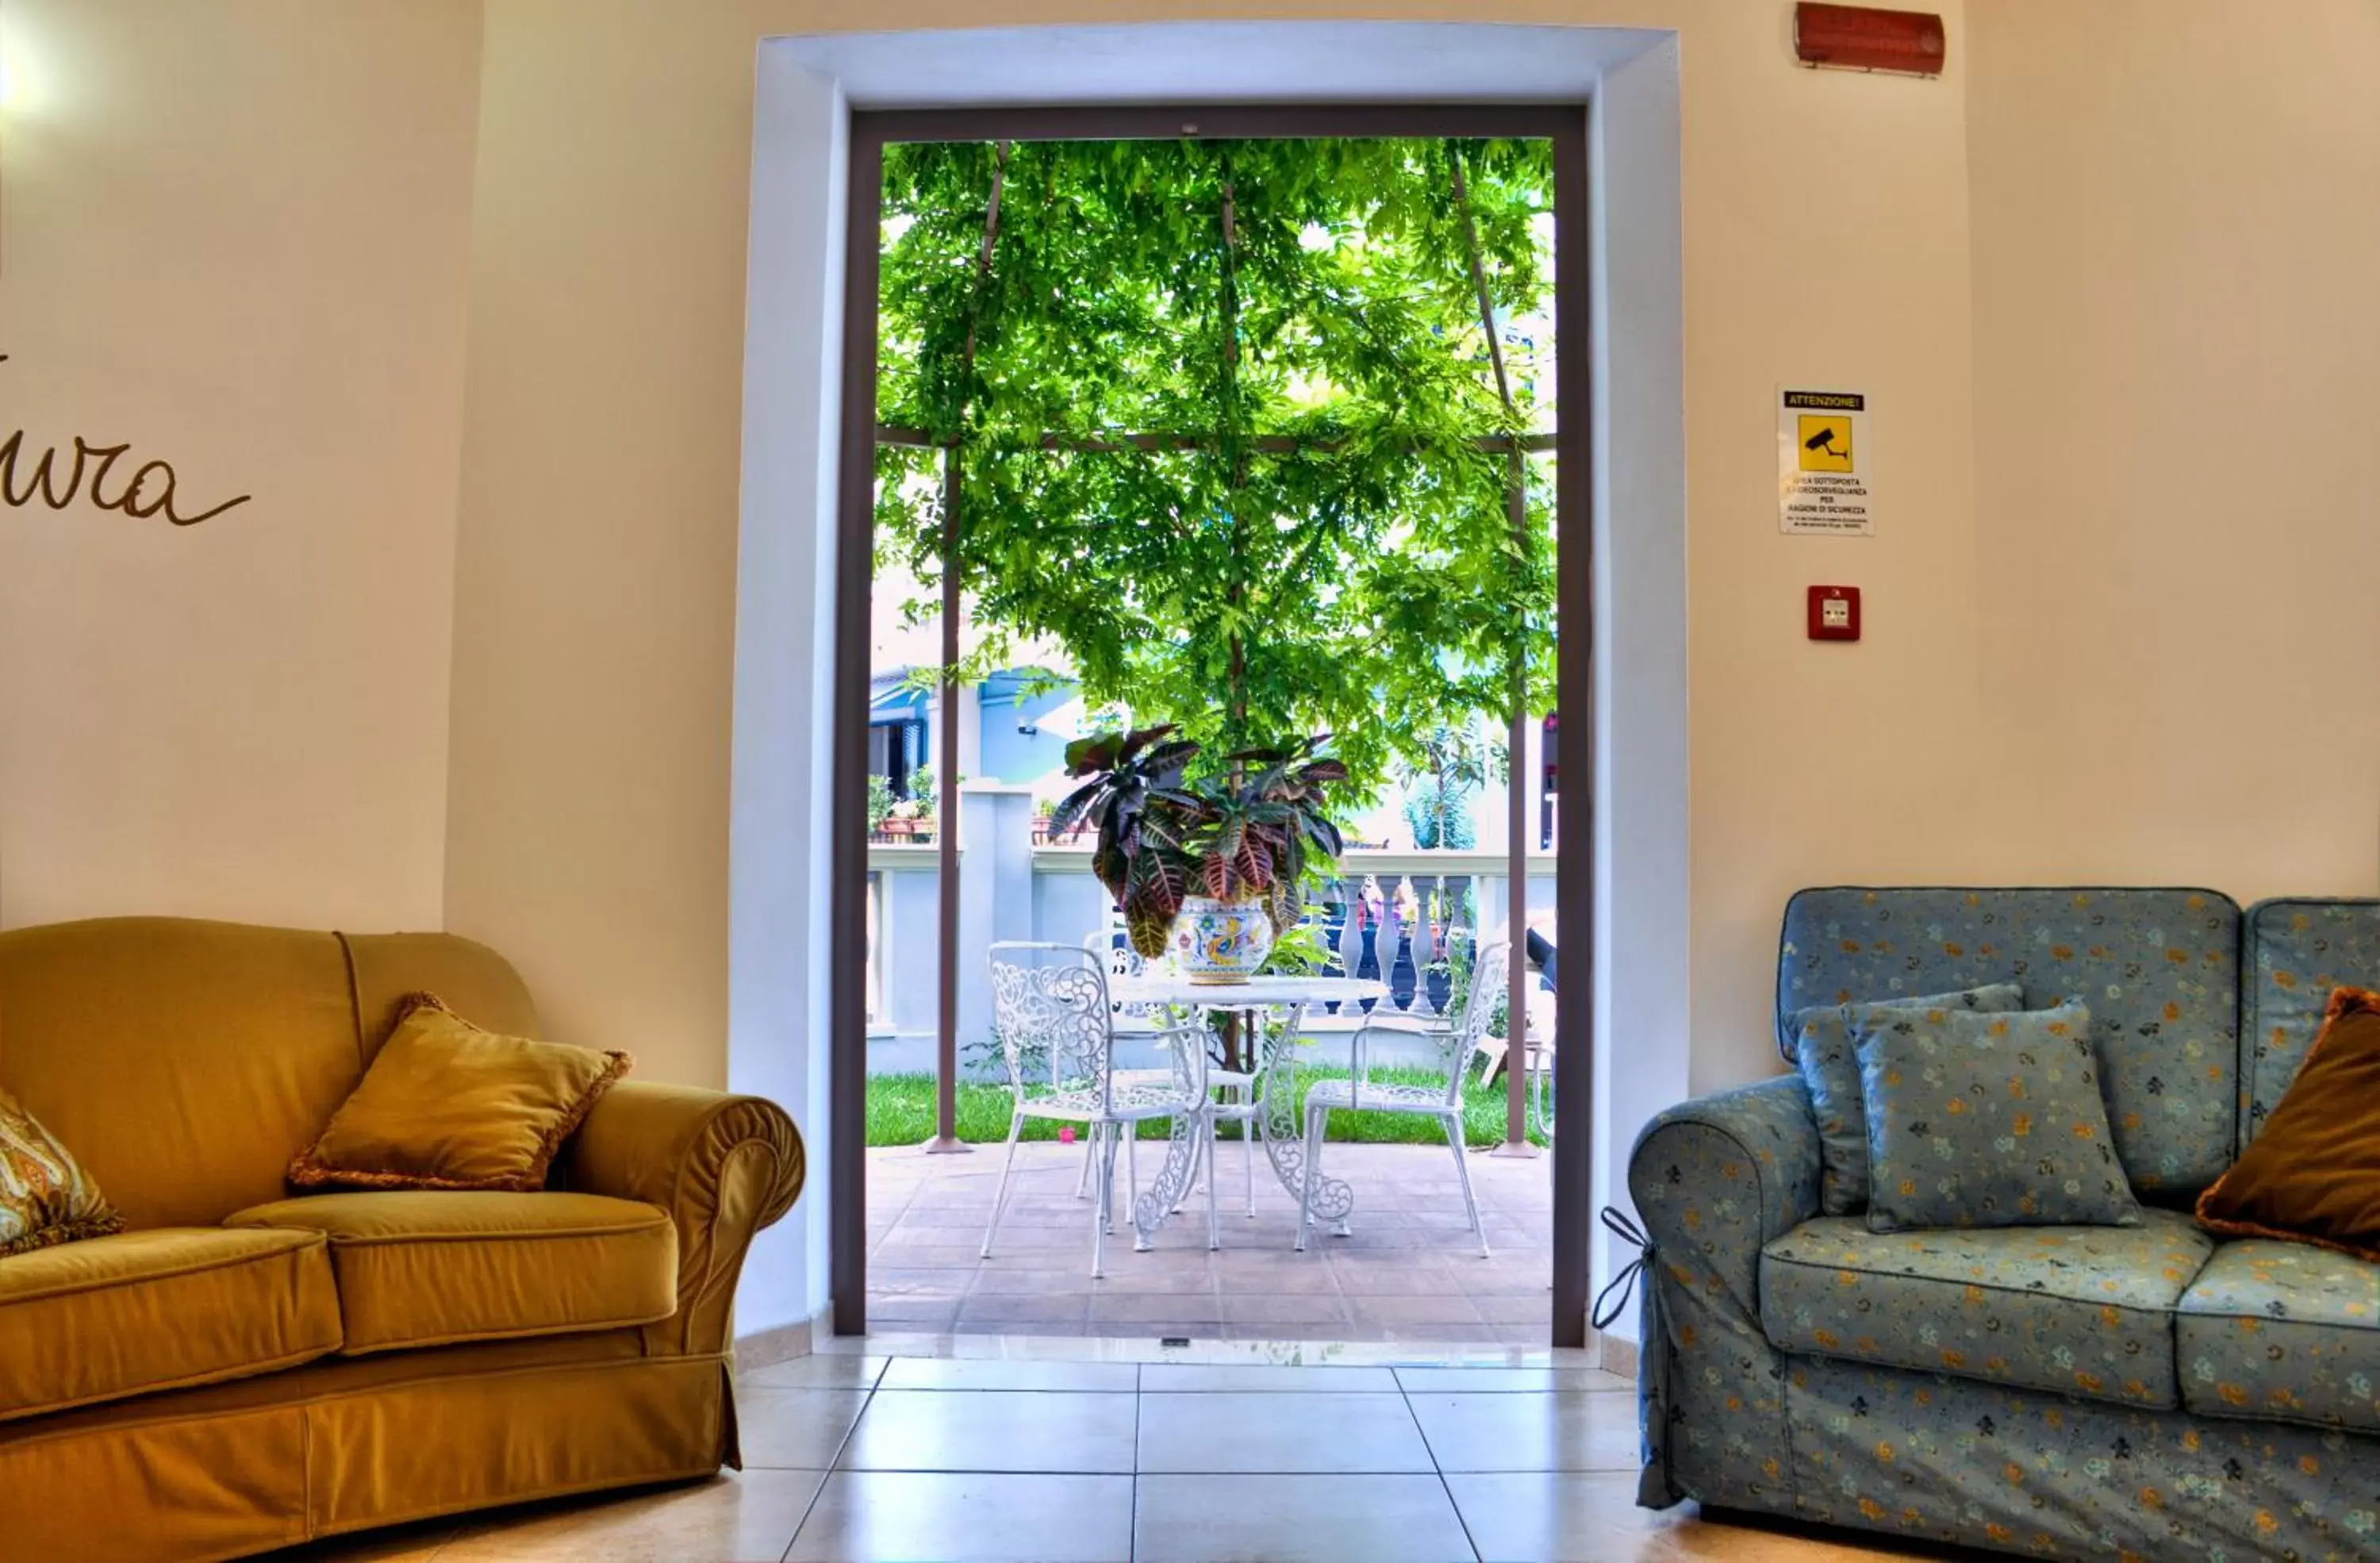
[{"x1": 927, "y1": 140, "x2": 1011, "y2": 1153}]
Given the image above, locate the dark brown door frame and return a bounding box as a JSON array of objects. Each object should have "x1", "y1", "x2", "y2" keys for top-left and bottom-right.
[{"x1": 832, "y1": 102, "x2": 1596, "y2": 1346}]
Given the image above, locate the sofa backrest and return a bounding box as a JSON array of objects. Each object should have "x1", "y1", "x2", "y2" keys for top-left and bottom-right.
[
  {"x1": 0, "y1": 917, "x2": 539, "y2": 1228},
  {"x1": 2240, "y1": 897, "x2": 2380, "y2": 1151},
  {"x1": 1778, "y1": 887, "x2": 2241, "y2": 1202}
]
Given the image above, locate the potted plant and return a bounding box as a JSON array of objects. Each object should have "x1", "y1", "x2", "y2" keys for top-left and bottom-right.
[{"x1": 1049, "y1": 724, "x2": 1347, "y2": 984}]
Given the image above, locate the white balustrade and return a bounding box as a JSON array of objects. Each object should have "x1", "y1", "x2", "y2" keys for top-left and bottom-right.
[{"x1": 864, "y1": 839, "x2": 1555, "y2": 1070}]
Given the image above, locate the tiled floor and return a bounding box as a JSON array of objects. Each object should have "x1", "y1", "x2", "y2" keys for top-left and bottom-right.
[
  {"x1": 279, "y1": 1350, "x2": 1936, "y2": 1561},
  {"x1": 868, "y1": 1139, "x2": 1555, "y2": 1342}
]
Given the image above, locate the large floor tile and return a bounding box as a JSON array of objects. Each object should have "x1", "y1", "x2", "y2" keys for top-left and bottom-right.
[
  {"x1": 787, "y1": 1471, "x2": 1134, "y2": 1562},
  {"x1": 1456, "y1": 1262, "x2": 1557, "y2": 1296},
  {"x1": 434, "y1": 1470, "x2": 827, "y2": 1563},
  {"x1": 1219, "y1": 1292, "x2": 1354, "y2": 1327},
  {"x1": 956, "y1": 1292, "x2": 1096, "y2": 1328},
  {"x1": 1448, "y1": 1472, "x2": 1912, "y2": 1561},
  {"x1": 840, "y1": 1388, "x2": 1140, "y2": 1473},
  {"x1": 872, "y1": 1265, "x2": 979, "y2": 1296},
  {"x1": 1223, "y1": 1323, "x2": 1376, "y2": 1342},
  {"x1": 1091, "y1": 1291, "x2": 1226, "y2": 1326},
  {"x1": 1472, "y1": 1294, "x2": 1554, "y2": 1325},
  {"x1": 1208, "y1": 1255, "x2": 1344, "y2": 1294},
  {"x1": 969, "y1": 1266, "x2": 1100, "y2": 1296},
  {"x1": 1345, "y1": 1294, "x2": 1487, "y2": 1327},
  {"x1": 1329, "y1": 1258, "x2": 1467, "y2": 1296},
  {"x1": 869, "y1": 1242, "x2": 992, "y2": 1271},
  {"x1": 1092, "y1": 1254, "x2": 1222, "y2": 1295},
  {"x1": 1134, "y1": 1389, "x2": 1432, "y2": 1474},
  {"x1": 1406, "y1": 1389, "x2": 1640, "y2": 1472},
  {"x1": 1133, "y1": 1473, "x2": 1476, "y2": 1563},
  {"x1": 735, "y1": 1388, "x2": 873, "y2": 1469},
  {"x1": 742, "y1": 1354, "x2": 888, "y2": 1390},
  {"x1": 1140, "y1": 1362, "x2": 1399, "y2": 1393},
  {"x1": 865, "y1": 1296, "x2": 965, "y2": 1330},
  {"x1": 880, "y1": 1356, "x2": 1138, "y2": 1392},
  {"x1": 1393, "y1": 1365, "x2": 1633, "y2": 1395}
]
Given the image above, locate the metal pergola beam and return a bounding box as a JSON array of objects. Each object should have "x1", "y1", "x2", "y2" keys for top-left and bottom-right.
[{"x1": 875, "y1": 426, "x2": 1559, "y2": 455}]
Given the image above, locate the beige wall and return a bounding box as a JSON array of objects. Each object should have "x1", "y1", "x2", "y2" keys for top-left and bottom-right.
[
  {"x1": 0, "y1": 0, "x2": 482, "y2": 932},
  {"x1": 1967, "y1": 0, "x2": 2380, "y2": 901},
  {"x1": 442, "y1": 2, "x2": 783, "y2": 1088},
  {"x1": 1662, "y1": 3, "x2": 1983, "y2": 1092}
]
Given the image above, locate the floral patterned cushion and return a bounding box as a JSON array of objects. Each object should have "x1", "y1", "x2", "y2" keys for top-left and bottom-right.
[
  {"x1": 1856, "y1": 1000, "x2": 2142, "y2": 1231},
  {"x1": 2177, "y1": 1239, "x2": 2380, "y2": 1433},
  {"x1": 0, "y1": 1085, "x2": 125, "y2": 1255},
  {"x1": 1792, "y1": 983, "x2": 2025, "y2": 1217},
  {"x1": 1779, "y1": 888, "x2": 2241, "y2": 1198},
  {"x1": 1761, "y1": 1210, "x2": 2214, "y2": 1408}
]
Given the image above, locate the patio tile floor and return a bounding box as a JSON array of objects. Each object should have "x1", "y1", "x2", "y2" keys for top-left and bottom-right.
[{"x1": 867, "y1": 1139, "x2": 1557, "y2": 1344}]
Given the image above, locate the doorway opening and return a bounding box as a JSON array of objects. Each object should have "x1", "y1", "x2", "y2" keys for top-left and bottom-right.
[{"x1": 831, "y1": 106, "x2": 1591, "y2": 1346}]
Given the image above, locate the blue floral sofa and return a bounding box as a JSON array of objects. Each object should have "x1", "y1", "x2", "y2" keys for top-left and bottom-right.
[{"x1": 1627, "y1": 888, "x2": 2380, "y2": 1561}]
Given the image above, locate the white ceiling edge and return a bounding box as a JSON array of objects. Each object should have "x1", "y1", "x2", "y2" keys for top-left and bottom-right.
[{"x1": 770, "y1": 21, "x2": 1672, "y2": 108}]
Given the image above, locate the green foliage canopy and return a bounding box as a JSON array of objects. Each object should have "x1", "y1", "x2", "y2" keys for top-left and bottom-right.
[{"x1": 875, "y1": 136, "x2": 1558, "y2": 800}]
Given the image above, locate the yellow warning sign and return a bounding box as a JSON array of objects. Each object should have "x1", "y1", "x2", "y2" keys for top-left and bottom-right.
[
  {"x1": 1780, "y1": 387, "x2": 1874, "y2": 534},
  {"x1": 1797, "y1": 414, "x2": 1854, "y2": 472}
]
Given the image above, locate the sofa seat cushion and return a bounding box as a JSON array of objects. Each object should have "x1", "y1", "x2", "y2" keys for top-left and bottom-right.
[
  {"x1": 2177, "y1": 1239, "x2": 2380, "y2": 1432},
  {"x1": 1761, "y1": 1209, "x2": 2214, "y2": 1408},
  {"x1": 0, "y1": 1227, "x2": 340, "y2": 1420},
  {"x1": 226, "y1": 1191, "x2": 675, "y2": 1355}
]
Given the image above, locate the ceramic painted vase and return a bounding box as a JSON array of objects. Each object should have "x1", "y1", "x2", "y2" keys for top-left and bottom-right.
[{"x1": 1170, "y1": 894, "x2": 1273, "y2": 985}]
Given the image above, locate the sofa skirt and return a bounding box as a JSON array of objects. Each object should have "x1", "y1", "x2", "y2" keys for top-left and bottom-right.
[
  {"x1": 0, "y1": 1330, "x2": 732, "y2": 1562},
  {"x1": 1668, "y1": 1345, "x2": 2380, "y2": 1561}
]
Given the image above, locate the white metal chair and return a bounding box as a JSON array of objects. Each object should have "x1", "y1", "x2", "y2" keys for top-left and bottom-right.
[
  {"x1": 1296, "y1": 935, "x2": 1510, "y2": 1258},
  {"x1": 982, "y1": 942, "x2": 1212, "y2": 1277},
  {"x1": 1474, "y1": 978, "x2": 1557, "y2": 1087},
  {"x1": 1085, "y1": 930, "x2": 1262, "y2": 1221}
]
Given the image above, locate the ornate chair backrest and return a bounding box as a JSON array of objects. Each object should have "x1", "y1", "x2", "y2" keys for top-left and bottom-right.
[
  {"x1": 1345, "y1": 932, "x2": 1507, "y2": 1110},
  {"x1": 1433, "y1": 935, "x2": 1511, "y2": 1106},
  {"x1": 987, "y1": 942, "x2": 1120, "y2": 1107}
]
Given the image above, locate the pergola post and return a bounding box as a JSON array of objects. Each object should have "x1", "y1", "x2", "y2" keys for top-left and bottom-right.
[
  {"x1": 1451, "y1": 145, "x2": 1541, "y2": 1159},
  {"x1": 921, "y1": 440, "x2": 969, "y2": 1154}
]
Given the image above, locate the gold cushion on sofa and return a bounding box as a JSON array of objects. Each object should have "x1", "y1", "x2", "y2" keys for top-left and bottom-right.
[
  {"x1": 227, "y1": 1191, "x2": 675, "y2": 1355},
  {"x1": 0, "y1": 1227, "x2": 341, "y2": 1421},
  {"x1": 289, "y1": 993, "x2": 631, "y2": 1193}
]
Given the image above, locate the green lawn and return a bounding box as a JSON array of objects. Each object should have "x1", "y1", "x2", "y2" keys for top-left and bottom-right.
[{"x1": 866, "y1": 1067, "x2": 1549, "y2": 1150}]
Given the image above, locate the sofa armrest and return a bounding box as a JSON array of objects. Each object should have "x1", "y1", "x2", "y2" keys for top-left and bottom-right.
[
  {"x1": 1624, "y1": 1072, "x2": 1821, "y2": 1508},
  {"x1": 562, "y1": 1081, "x2": 805, "y2": 1356},
  {"x1": 1628, "y1": 1073, "x2": 1821, "y2": 1318}
]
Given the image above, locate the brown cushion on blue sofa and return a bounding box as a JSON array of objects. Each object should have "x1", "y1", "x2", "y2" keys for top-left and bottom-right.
[{"x1": 2196, "y1": 985, "x2": 2380, "y2": 1262}]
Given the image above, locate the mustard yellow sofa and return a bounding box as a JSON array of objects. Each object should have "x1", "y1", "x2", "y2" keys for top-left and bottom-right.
[{"x1": 0, "y1": 917, "x2": 804, "y2": 1562}]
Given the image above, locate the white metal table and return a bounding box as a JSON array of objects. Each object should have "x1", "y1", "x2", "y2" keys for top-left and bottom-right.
[{"x1": 1108, "y1": 973, "x2": 1390, "y2": 1248}]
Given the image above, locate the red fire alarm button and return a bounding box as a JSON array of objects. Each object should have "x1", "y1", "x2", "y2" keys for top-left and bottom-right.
[{"x1": 1808, "y1": 585, "x2": 1860, "y2": 641}]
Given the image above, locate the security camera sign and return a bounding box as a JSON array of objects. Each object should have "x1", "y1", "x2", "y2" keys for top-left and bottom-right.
[{"x1": 1778, "y1": 388, "x2": 1875, "y2": 535}]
